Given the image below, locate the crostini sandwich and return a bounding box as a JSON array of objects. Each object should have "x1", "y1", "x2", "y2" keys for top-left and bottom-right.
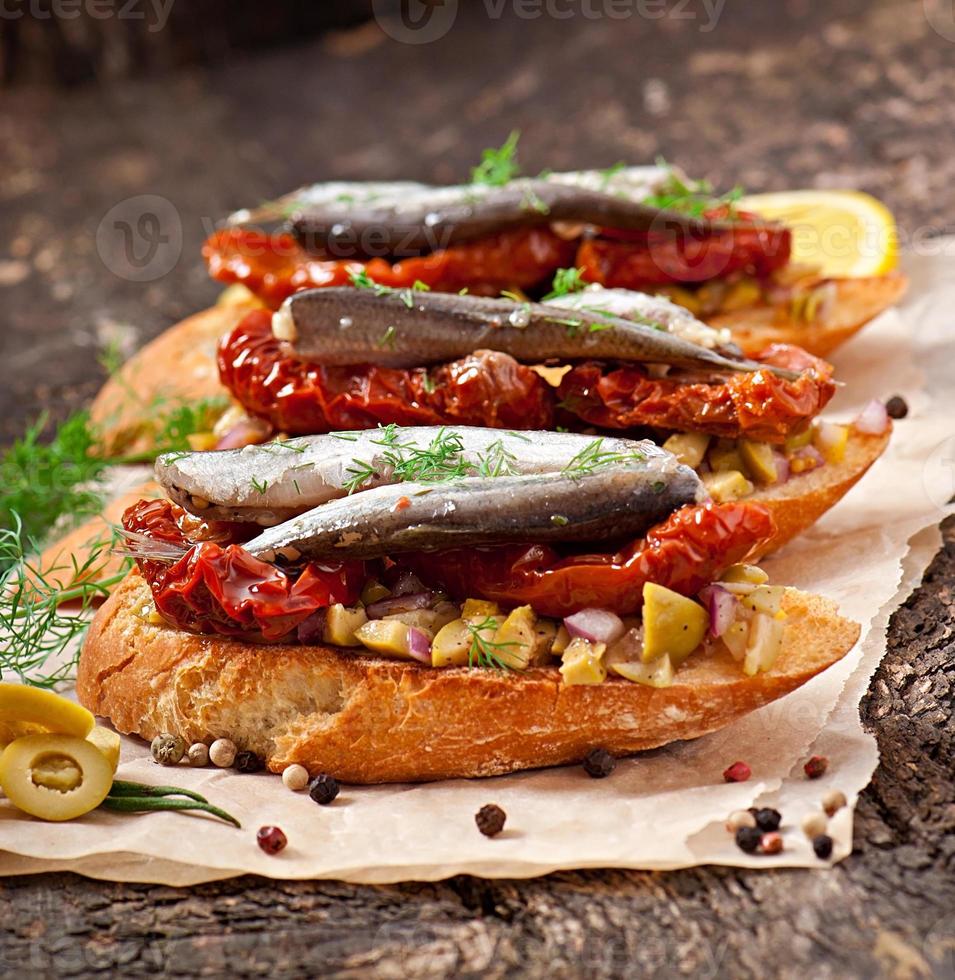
[
  {"x1": 204, "y1": 163, "x2": 906, "y2": 356},
  {"x1": 78, "y1": 428, "x2": 859, "y2": 782}
]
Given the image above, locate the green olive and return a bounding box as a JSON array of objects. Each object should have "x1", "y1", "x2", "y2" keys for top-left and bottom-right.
[{"x1": 0, "y1": 734, "x2": 113, "y2": 821}]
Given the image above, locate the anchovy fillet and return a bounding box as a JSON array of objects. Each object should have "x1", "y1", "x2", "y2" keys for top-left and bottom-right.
[
  {"x1": 156, "y1": 427, "x2": 671, "y2": 526},
  {"x1": 273, "y1": 288, "x2": 794, "y2": 378},
  {"x1": 244, "y1": 458, "x2": 704, "y2": 561}
]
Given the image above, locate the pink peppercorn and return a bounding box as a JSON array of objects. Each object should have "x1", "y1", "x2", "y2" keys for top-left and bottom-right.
[
  {"x1": 256, "y1": 826, "x2": 287, "y2": 855},
  {"x1": 723, "y1": 761, "x2": 752, "y2": 783}
]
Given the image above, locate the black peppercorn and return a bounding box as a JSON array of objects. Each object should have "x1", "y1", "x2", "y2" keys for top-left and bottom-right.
[
  {"x1": 753, "y1": 807, "x2": 782, "y2": 832},
  {"x1": 735, "y1": 826, "x2": 761, "y2": 854},
  {"x1": 234, "y1": 751, "x2": 264, "y2": 773},
  {"x1": 885, "y1": 395, "x2": 908, "y2": 420},
  {"x1": 582, "y1": 748, "x2": 616, "y2": 779},
  {"x1": 812, "y1": 834, "x2": 834, "y2": 859},
  {"x1": 308, "y1": 773, "x2": 340, "y2": 805},
  {"x1": 475, "y1": 803, "x2": 506, "y2": 837}
]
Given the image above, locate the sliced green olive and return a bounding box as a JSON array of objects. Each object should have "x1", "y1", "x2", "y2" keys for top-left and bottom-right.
[
  {"x1": 0, "y1": 734, "x2": 113, "y2": 821},
  {"x1": 0, "y1": 683, "x2": 94, "y2": 750}
]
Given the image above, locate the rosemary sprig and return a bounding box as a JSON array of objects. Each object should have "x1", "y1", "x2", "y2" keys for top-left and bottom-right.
[
  {"x1": 471, "y1": 130, "x2": 522, "y2": 186},
  {"x1": 0, "y1": 518, "x2": 132, "y2": 688},
  {"x1": 561, "y1": 438, "x2": 645, "y2": 478},
  {"x1": 467, "y1": 616, "x2": 517, "y2": 670}
]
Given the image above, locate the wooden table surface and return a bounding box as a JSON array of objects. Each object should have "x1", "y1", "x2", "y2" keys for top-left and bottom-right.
[{"x1": 3, "y1": 1, "x2": 955, "y2": 975}]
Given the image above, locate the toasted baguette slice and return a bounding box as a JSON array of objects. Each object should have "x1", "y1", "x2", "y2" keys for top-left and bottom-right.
[
  {"x1": 90, "y1": 304, "x2": 255, "y2": 458},
  {"x1": 31, "y1": 481, "x2": 161, "y2": 596},
  {"x1": 747, "y1": 425, "x2": 890, "y2": 557},
  {"x1": 708, "y1": 275, "x2": 908, "y2": 358},
  {"x1": 78, "y1": 572, "x2": 858, "y2": 783}
]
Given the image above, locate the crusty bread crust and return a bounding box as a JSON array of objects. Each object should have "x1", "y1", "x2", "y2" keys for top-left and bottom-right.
[
  {"x1": 748, "y1": 426, "x2": 890, "y2": 557},
  {"x1": 708, "y1": 275, "x2": 908, "y2": 358},
  {"x1": 33, "y1": 482, "x2": 161, "y2": 594},
  {"x1": 90, "y1": 304, "x2": 255, "y2": 458},
  {"x1": 77, "y1": 572, "x2": 859, "y2": 783}
]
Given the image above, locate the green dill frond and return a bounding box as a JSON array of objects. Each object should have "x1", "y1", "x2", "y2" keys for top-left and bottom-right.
[
  {"x1": 542, "y1": 267, "x2": 588, "y2": 301},
  {"x1": 0, "y1": 518, "x2": 132, "y2": 688},
  {"x1": 0, "y1": 412, "x2": 108, "y2": 556},
  {"x1": 466, "y1": 616, "x2": 517, "y2": 670},
  {"x1": 471, "y1": 130, "x2": 522, "y2": 186}
]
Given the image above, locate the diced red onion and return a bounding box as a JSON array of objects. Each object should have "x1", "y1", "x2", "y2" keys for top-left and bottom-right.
[
  {"x1": 406, "y1": 627, "x2": 432, "y2": 664},
  {"x1": 854, "y1": 399, "x2": 890, "y2": 435},
  {"x1": 564, "y1": 608, "x2": 626, "y2": 645},
  {"x1": 772, "y1": 451, "x2": 790, "y2": 484},
  {"x1": 365, "y1": 591, "x2": 434, "y2": 619},
  {"x1": 392, "y1": 572, "x2": 426, "y2": 597},
  {"x1": 296, "y1": 610, "x2": 326, "y2": 645},
  {"x1": 215, "y1": 417, "x2": 273, "y2": 450},
  {"x1": 698, "y1": 585, "x2": 738, "y2": 638}
]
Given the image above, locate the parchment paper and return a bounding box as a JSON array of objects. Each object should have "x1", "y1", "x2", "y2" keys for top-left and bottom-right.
[{"x1": 2, "y1": 243, "x2": 953, "y2": 884}]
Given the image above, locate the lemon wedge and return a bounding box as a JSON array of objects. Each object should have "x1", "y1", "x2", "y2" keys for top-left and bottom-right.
[{"x1": 739, "y1": 190, "x2": 899, "y2": 278}]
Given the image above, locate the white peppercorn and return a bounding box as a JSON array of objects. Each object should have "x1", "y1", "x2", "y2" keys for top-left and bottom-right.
[
  {"x1": 151, "y1": 733, "x2": 185, "y2": 766},
  {"x1": 209, "y1": 738, "x2": 237, "y2": 768},
  {"x1": 725, "y1": 809, "x2": 757, "y2": 833},
  {"x1": 801, "y1": 811, "x2": 828, "y2": 839},
  {"x1": 822, "y1": 789, "x2": 847, "y2": 817},
  {"x1": 282, "y1": 764, "x2": 309, "y2": 792},
  {"x1": 187, "y1": 742, "x2": 210, "y2": 767}
]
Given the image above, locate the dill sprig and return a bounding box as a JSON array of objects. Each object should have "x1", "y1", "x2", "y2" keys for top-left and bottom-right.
[
  {"x1": 477, "y1": 439, "x2": 518, "y2": 477},
  {"x1": 562, "y1": 438, "x2": 645, "y2": 478},
  {"x1": 0, "y1": 518, "x2": 133, "y2": 688},
  {"x1": 643, "y1": 159, "x2": 744, "y2": 218},
  {"x1": 466, "y1": 616, "x2": 517, "y2": 670},
  {"x1": 471, "y1": 130, "x2": 522, "y2": 186},
  {"x1": 348, "y1": 269, "x2": 429, "y2": 310},
  {"x1": 0, "y1": 413, "x2": 108, "y2": 554},
  {"x1": 542, "y1": 267, "x2": 588, "y2": 301},
  {"x1": 343, "y1": 427, "x2": 477, "y2": 494}
]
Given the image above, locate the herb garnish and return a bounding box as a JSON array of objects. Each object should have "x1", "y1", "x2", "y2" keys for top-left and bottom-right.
[
  {"x1": 471, "y1": 130, "x2": 522, "y2": 186},
  {"x1": 542, "y1": 267, "x2": 588, "y2": 301},
  {"x1": 250, "y1": 476, "x2": 269, "y2": 495},
  {"x1": 477, "y1": 439, "x2": 518, "y2": 478},
  {"x1": 0, "y1": 520, "x2": 132, "y2": 688},
  {"x1": 562, "y1": 438, "x2": 645, "y2": 478},
  {"x1": 378, "y1": 325, "x2": 398, "y2": 350},
  {"x1": 466, "y1": 616, "x2": 517, "y2": 670},
  {"x1": 643, "y1": 158, "x2": 744, "y2": 218}
]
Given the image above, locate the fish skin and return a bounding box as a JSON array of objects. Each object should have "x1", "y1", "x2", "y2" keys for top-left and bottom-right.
[
  {"x1": 155, "y1": 427, "x2": 669, "y2": 526},
  {"x1": 274, "y1": 287, "x2": 795, "y2": 378},
  {"x1": 243, "y1": 458, "x2": 705, "y2": 561},
  {"x1": 227, "y1": 168, "x2": 749, "y2": 257},
  {"x1": 543, "y1": 286, "x2": 732, "y2": 351}
]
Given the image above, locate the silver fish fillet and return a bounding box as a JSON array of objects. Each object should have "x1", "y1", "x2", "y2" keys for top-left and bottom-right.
[
  {"x1": 244, "y1": 457, "x2": 704, "y2": 561},
  {"x1": 156, "y1": 427, "x2": 670, "y2": 526},
  {"x1": 228, "y1": 167, "x2": 745, "y2": 257},
  {"x1": 543, "y1": 286, "x2": 732, "y2": 351},
  {"x1": 272, "y1": 287, "x2": 794, "y2": 378}
]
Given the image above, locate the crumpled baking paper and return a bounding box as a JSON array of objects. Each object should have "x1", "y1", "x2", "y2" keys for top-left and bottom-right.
[{"x1": 1, "y1": 243, "x2": 953, "y2": 884}]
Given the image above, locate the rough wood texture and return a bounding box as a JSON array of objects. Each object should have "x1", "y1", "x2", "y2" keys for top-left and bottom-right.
[{"x1": 2, "y1": 1, "x2": 954, "y2": 976}]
